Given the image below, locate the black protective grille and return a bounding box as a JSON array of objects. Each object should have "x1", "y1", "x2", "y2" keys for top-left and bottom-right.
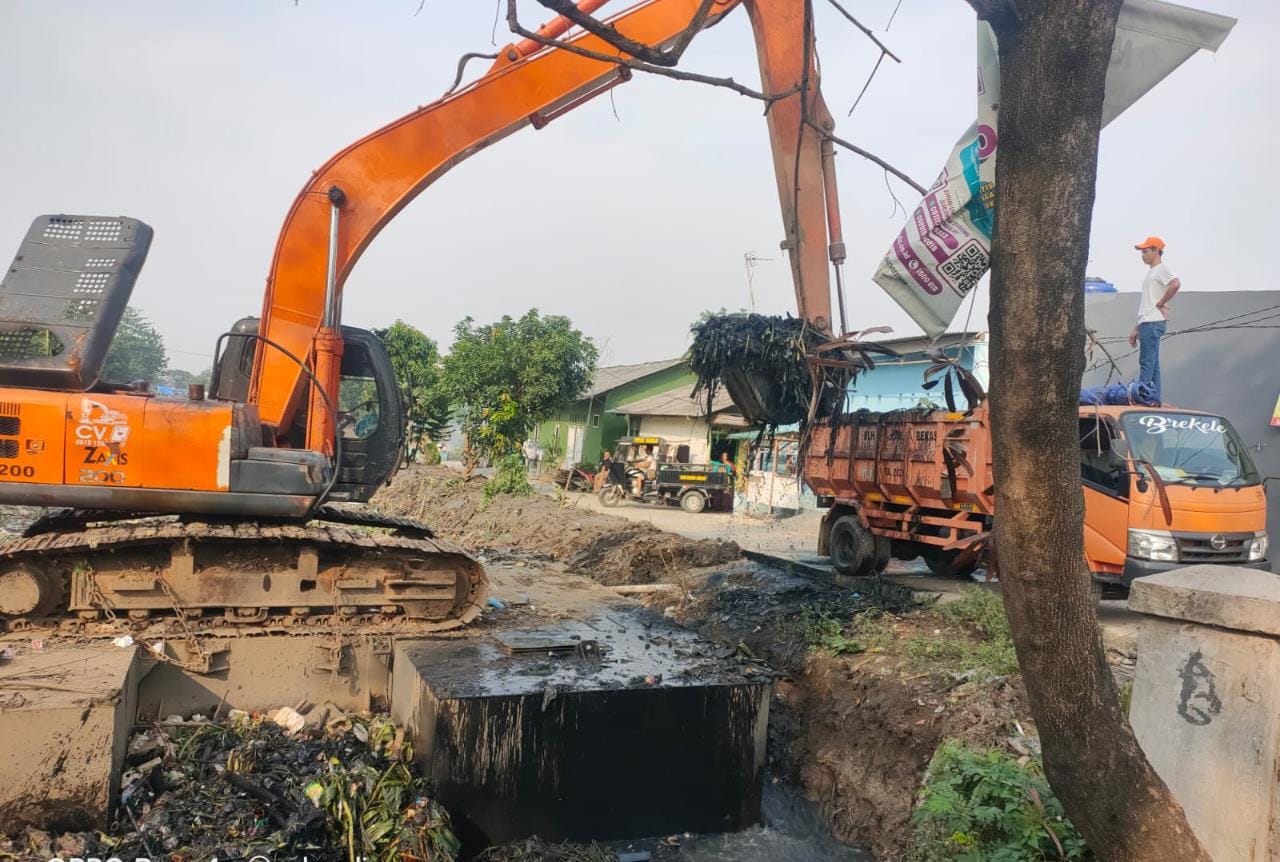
[
  {"x1": 1175, "y1": 532, "x2": 1251, "y2": 563},
  {"x1": 0, "y1": 215, "x2": 152, "y2": 390},
  {"x1": 0, "y1": 416, "x2": 19, "y2": 436}
]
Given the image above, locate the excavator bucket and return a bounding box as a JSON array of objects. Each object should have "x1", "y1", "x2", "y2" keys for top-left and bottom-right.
[{"x1": 0, "y1": 214, "x2": 152, "y2": 391}]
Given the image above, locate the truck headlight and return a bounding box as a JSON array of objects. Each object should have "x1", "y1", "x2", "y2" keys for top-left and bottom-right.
[
  {"x1": 1249, "y1": 532, "x2": 1269, "y2": 562},
  {"x1": 1128, "y1": 529, "x2": 1179, "y2": 562}
]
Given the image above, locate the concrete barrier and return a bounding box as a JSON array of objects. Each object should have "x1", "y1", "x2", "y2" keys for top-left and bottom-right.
[{"x1": 1129, "y1": 565, "x2": 1280, "y2": 861}]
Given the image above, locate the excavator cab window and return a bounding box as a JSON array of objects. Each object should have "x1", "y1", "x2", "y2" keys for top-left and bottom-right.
[
  {"x1": 338, "y1": 352, "x2": 381, "y2": 440},
  {"x1": 332, "y1": 326, "x2": 404, "y2": 502}
]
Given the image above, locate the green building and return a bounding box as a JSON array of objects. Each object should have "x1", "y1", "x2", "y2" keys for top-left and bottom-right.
[{"x1": 534, "y1": 358, "x2": 693, "y2": 468}]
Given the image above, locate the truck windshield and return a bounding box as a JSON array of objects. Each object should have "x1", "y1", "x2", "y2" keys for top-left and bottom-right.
[{"x1": 1121, "y1": 412, "x2": 1259, "y2": 487}]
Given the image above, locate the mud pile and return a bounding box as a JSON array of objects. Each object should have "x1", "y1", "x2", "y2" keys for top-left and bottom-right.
[{"x1": 373, "y1": 466, "x2": 741, "y2": 585}]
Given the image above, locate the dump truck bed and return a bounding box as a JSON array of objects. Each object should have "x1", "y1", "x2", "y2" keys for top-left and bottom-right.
[{"x1": 805, "y1": 405, "x2": 996, "y2": 516}]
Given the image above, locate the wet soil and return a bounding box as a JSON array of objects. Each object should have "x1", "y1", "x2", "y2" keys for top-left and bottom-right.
[{"x1": 653, "y1": 562, "x2": 1028, "y2": 861}]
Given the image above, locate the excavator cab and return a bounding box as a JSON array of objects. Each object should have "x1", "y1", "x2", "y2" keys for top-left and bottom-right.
[
  {"x1": 331, "y1": 327, "x2": 405, "y2": 501},
  {"x1": 210, "y1": 318, "x2": 405, "y2": 503}
]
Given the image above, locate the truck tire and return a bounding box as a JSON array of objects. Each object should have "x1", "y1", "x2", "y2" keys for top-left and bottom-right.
[
  {"x1": 680, "y1": 489, "x2": 707, "y2": 513},
  {"x1": 924, "y1": 550, "x2": 977, "y2": 580},
  {"x1": 871, "y1": 536, "x2": 891, "y2": 575},
  {"x1": 600, "y1": 485, "x2": 623, "y2": 507},
  {"x1": 829, "y1": 516, "x2": 874, "y2": 576}
]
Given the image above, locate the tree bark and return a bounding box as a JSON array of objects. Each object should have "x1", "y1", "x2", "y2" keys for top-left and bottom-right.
[{"x1": 985, "y1": 2, "x2": 1210, "y2": 859}]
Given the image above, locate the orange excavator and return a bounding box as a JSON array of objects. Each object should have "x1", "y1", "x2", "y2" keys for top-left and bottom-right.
[{"x1": 0, "y1": 0, "x2": 845, "y2": 629}]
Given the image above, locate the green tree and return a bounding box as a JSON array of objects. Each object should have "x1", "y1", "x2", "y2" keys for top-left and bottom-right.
[
  {"x1": 442, "y1": 310, "x2": 597, "y2": 469},
  {"x1": 372, "y1": 321, "x2": 451, "y2": 463},
  {"x1": 155, "y1": 366, "x2": 211, "y2": 390},
  {"x1": 103, "y1": 307, "x2": 167, "y2": 383}
]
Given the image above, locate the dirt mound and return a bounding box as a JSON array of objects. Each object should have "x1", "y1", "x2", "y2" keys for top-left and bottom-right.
[{"x1": 373, "y1": 465, "x2": 740, "y2": 585}]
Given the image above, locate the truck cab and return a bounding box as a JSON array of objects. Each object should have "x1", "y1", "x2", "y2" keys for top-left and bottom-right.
[{"x1": 1080, "y1": 406, "x2": 1269, "y2": 595}]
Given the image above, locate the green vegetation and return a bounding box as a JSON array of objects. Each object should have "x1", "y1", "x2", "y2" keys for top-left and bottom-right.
[
  {"x1": 104, "y1": 307, "x2": 167, "y2": 382},
  {"x1": 373, "y1": 320, "x2": 451, "y2": 463},
  {"x1": 483, "y1": 454, "x2": 534, "y2": 507},
  {"x1": 443, "y1": 310, "x2": 597, "y2": 467},
  {"x1": 846, "y1": 589, "x2": 1018, "y2": 679},
  {"x1": 906, "y1": 587, "x2": 1020, "y2": 678},
  {"x1": 799, "y1": 608, "x2": 864, "y2": 656},
  {"x1": 912, "y1": 741, "x2": 1090, "y2": 861}
]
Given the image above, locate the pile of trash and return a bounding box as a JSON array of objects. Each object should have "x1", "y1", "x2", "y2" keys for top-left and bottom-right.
[{"x1": 2, "y1": 708, "x2": 459, "y2": 862}]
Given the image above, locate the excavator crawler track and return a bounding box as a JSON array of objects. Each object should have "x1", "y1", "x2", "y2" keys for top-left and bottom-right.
[{"x1": 0, "y1": 507, "x2": 486, "y2": 636}]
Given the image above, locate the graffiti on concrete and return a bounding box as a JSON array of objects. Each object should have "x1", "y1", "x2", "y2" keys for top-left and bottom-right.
[{"x1": 1177, "y1": 649, "x2": 1223, "y2": 726}]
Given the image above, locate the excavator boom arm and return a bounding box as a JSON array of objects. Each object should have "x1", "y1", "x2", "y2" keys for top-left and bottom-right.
[{"x1": 252, "y1": 0, "x2": 839, "y2": 440}]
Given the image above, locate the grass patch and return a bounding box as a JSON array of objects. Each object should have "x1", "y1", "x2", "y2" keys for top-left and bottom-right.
[
  {"x1": 939, "y1": 586, "x2": 1012, "y2": 640},
  {"x1": 848, "y1": 589, "x2": 1019, "y2": 679},
  {"x1": 911, "y1": 740, "x2": 1090, "y2": 861},
  {"x1": 799, "y1": 608, "x2": 865, "y2": 656}
]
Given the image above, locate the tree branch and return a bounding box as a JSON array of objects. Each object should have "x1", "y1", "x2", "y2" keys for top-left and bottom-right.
[
  {"x1": 847, "y1": 50, "x2": 885, "y2": 117},
  {"x1": 507, "y1": 0, "x2": 797, "y2": 104},
  {"x1": 533, "y1": 0, "x2": 718, "y2": 68},
  {"x1": 824, "y1": 0, "x2": 902, "y2": 62},
  {"x1": 964, "y1": 0, "x2": 1025, "y2": 35},
  {"x1": 806, "y1": 120, "x2": 927, "y2": 195}
]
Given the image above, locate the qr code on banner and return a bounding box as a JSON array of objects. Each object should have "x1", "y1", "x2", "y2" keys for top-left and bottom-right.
[{"x1": 938, "y1": 240, "x2": 988, "y2": 296}]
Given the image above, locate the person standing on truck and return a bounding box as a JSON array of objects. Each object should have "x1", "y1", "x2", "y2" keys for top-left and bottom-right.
[{"x1": 1127, "y1": 236, "x2": 1181, "y2": 403}]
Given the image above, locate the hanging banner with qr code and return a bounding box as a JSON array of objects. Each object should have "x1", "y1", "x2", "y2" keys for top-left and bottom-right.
[{"x1": 872, "y1": 1, "x2": 1235, "y2": 339}]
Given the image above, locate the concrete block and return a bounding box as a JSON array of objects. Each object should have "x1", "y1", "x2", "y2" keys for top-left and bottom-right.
[
  {"x1": 1130, "y1": 616, "x2": 1280, "y2": 860},
  {"x1": 392, "y1": 613, "x2": 769, "y2": 851},
  {"x1": 133, "y1": 633, "x2": 393, "y2": 717},
  {"x1": 1129, "y1": 565, "x2": 1280, "y2": 635},
  {"x1": 0, "y1": 643, "x2": 141, "y2": 830}
]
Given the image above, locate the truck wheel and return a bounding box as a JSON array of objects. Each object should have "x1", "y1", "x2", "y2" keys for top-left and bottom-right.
[
  {"x1": 829, "y1": 516, "x2": 874, "y2": 576},
  {"x1": 924, "y1": 551, "x2": 977, "y2": 580},
  {"x1": 680, "y1": 490, "x2": 707, "y2": 513},
  {"x1": 600, "y1": 485, "x2": 623, "y2": 507},
  {"x1": 871, "y1": 536, "x2": 891, "y2": 575}
]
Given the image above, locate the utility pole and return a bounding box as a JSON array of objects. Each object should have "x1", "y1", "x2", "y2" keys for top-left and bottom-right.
[{"x1": 743, "y1": 252, "x2": 774, "y2": 312}]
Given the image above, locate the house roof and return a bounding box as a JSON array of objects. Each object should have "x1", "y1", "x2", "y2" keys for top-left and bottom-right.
[
  {"x1": 861, "y1": 330, "x2": 985, "y2": 354},
  {"x1": 610, "y1": 383, "x2": 737, "y2": 418},
  {"x1": 585, "y1": 358, "x2": 685, "y2": 398}
]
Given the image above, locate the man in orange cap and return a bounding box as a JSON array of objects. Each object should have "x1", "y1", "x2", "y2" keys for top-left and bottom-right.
[{"x1": 1127, "y1": 236, "x2": 1181, "y2": 402}]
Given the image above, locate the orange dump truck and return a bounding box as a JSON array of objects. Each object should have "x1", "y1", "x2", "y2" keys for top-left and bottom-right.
[{"x1": 805, "y1": 403, "x2": 1268, "y2": 596}]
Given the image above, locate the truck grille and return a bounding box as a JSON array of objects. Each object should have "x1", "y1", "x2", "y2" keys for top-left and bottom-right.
[{"x1": 1174, "y1": 532, "x2": 1252, "y2": 563}]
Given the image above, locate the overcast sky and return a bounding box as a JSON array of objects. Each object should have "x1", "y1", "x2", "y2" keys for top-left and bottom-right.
[{"x1": 2, "y1": 0, "x2": 1274, "y2": 372}]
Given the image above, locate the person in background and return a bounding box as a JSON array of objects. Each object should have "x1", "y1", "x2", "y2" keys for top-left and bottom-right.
[
  {"x1": 596, "y1": 449, "x2": 614, "y2": 491},
  {"x1": 1127, "y1": 236, "x2": 1181, "y2": 403},
  {"x1": 642, "y1": 445, "x2": 659, "y2": 482},
  {"x1": 627, "y1": 447, "x2": 651, "y2": 496},
  {"x1": 710, "y1": 449, "x2": 735, "y2": 474}
]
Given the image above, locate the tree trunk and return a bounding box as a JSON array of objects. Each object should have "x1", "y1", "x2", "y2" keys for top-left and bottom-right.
[{"x1": 984, "y1": 2, "x2": 1210, "y2": 859}]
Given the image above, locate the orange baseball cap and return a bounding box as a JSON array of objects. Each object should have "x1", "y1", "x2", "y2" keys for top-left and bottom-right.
[{"x1": 1134, "y1": 236, "x2": 1166, "y2": 251}]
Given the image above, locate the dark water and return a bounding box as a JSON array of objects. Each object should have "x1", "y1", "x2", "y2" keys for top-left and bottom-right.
[{"x1": 664, "y1": 780, "x2": 873, "y2": 862}]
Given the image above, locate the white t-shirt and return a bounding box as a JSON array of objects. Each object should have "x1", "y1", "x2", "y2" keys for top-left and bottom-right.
[{"x1": 1138, "y1": 262, "x2": 1177, "y2": 323}]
